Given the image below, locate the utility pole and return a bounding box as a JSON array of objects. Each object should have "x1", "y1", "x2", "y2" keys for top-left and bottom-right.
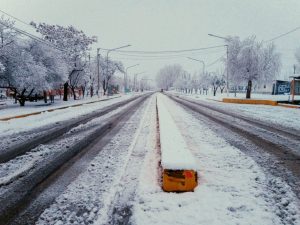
[
  {"x1": 97, "y1": 48, "x2": 100, "y2": 97},
  {"x1": 133, "y1": 71, "x2": 146, "y2": 91},
  {"x1": 226, "y1": 44, "x2": 229, "y2": 97},
  {"x1": 125, "y1": 64, "x2": 139, "y2": 93},
  {"x1": 105, "y1": 44, "x2": 131, "y2": 95},
  {"x1": 208, "y1": 33, "x2": 230, "y2": 96}
]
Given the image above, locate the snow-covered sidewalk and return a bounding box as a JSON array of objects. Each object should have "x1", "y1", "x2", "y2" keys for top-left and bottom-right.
[{"x1": 131, "y1": 94, "x2": 300, "y2": 225}]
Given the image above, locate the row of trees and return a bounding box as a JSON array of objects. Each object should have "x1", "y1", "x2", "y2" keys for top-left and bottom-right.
[
  {"x1": 156, "y1": 64, "x2": 226, "y2": 96},
  {"x1": 156, "y1": 36, "x2": 281, "y2": 98},
  {"x1": 0, "y1": 17, "x2": 124, "y2": 106}
]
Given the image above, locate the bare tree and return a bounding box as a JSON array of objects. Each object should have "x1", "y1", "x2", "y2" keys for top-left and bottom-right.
[
  {"x1": 226, "y1": 36, "x2": 281, "y2": 98},
  {"x1": 156, "y1": 64, "x2": 184, "y2": 90}
]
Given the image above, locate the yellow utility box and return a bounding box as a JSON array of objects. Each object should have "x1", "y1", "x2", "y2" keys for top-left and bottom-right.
[
  {"x1": 222, "y1": 98, "x2": 278, "y2": 106},
  {"x1": 163, "y1": 169, "x2": 197, "y2": 192}
]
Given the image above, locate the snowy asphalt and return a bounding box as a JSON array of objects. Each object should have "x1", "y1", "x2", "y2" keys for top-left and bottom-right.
[
  {"x1": 167, "y1": 94, "x2": 300, "y2": 199},
  {"x1": 0, "y1": 95, "x2": 142, "y2": 163},
  {"x1": 166, "y1": 93, "x2": 300, "y2": 224},
  {"x1": 0, "y1": 93, "x2": 151, "y2": 225},
  {"x1": 0, "y1": 92, "x2": 299, "y2": 225}
]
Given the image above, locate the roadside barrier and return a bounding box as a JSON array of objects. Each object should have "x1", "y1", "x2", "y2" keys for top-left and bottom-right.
[{"x1": 223, "y1": 98, "x2": 278, "y2": 106}]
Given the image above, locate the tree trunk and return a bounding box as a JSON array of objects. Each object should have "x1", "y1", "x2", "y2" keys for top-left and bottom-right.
[
  {"x1": 19, "y1": 98, "x2": 26, "y2": 106},
  {"x1": 90, "y1": 86, "x2": 94, "y2": 97},
  {"x1": 103, "y1": 80, "x2": 107, "y2": 95},
  {"x1": 246, "y1": 80, "x2": 252, "y2": 99},
  {"x1": 213, "y1": 87, "x2": 217, "y2": 96},
  {"x1": 43, "y1": 90, "x2": 47, "y2": 103},
  {"x1": 63, "y1": 82, "x2": 69, "y2": 101},
  {"x1": 81, "y1": 86, "x2": 85, "y2": 99},
  {"x1": 71, "y1": 87, "x2": 77, "y2": 100}
]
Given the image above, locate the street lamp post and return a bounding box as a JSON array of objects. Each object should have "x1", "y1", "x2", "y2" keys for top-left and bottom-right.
[
  {"x1": 208, "y1": 33, "x2": 229, "y2": 96},
  {"x1": 97, "y1": 48, "x2": 100, "y2": 97},
  {"x1": 105, "y1": 44, "x2": 131, "y2": 95},
  {"x1": 124, "y1": 64, "x2": 139, "y2": 93}
]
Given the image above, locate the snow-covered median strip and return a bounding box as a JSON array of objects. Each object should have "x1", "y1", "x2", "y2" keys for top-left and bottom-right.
[
  {"x1": 157, "y1": 94, "x2": 197, "y2": 171},
  {"x1": 157, "y1": 93, "x2": 198, "y2": 192}
]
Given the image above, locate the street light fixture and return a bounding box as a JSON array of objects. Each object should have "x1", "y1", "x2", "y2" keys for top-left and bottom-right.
[
  {"x1": 208, "y1": 33, "x2": 229, "y2": 96},
  {"x1": 105, "y1": 44, "x2": 131, "y2": 95},
  {"x1": 187, "y1": 57, "x2": 205, "y2": 75},
  {"x1": 124, "y1": 64, "x2": 139, "y2": 93}
]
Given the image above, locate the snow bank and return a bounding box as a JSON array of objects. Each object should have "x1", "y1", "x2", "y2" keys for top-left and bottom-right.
[{"x1": 157, "y1": 93, "x2": 197, "y2": 170}]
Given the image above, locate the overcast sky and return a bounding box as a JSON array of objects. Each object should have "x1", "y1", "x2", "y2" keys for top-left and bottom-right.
[{"x1": 1, "y1": 0, "x2": 300, "y2": 80}]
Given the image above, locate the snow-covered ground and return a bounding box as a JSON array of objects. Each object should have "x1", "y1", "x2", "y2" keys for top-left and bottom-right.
[
  {"x1": 0, "y1": 97, "x2": 143, "y2": 189},
  {"x1": 1, "y1": 92, "x2": 299, "y2": 224},
  {"x1": 0, "y1": 93, "x2": 141, "y2": 137},
  {"x1": 0, "y1": 93, "x2": 144, "y2": 119},
  {"x1": 170, "y1": 91, "x2": 300, "y2": 131},
  {"x1": 171, "y1": 91, "x2": 300, "y2": 102},
  {"x1": 35, "y1": 93, "x2": 155, "y2": 225},
  {"x1": 157, "y1": 95, "x2": 197, "y2": 170},
  {"x1": 131, "y1": 93, "x2": 300, "y2": 225}
]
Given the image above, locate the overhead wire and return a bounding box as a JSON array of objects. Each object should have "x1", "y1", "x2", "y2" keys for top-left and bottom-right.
[
  {"x1": 206, "y1": 54, "x2": 226, "y2": 68},
  {"x1": 264, "y1": 26, "x2": 300, "y2": 43},
  {"x1": 0, "y1": 9, "x2": 33, "y2": 27},
  {"x1": 0, "y1": 9, "x2": 67, "y2": 52},
  {"x1": 113, "y1": 48, "x2": 226, "y2": 58},
  {"x1": 98, "y1": 44, "x2": 226, "y2": 54}
]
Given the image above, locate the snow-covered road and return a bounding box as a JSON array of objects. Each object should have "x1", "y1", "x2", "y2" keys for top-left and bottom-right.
[
  {"x1": 131, "y1": 94, "x2": 300, "y2": 225},
  {"x1": 0, "y1": 94, "x2": 151, "y2": 224},
  {"x1": 1, "y1": 92, "x2": 299, "y2": 225}
]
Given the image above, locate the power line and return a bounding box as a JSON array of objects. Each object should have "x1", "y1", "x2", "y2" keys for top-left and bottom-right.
[
  {"x1": 99, "y1": 45, "x2": 226, "y2": 54},
  {"x1": 0, "y1": 9, "x2": 32, "y2": 27},
  {"x1": 264, "y1": 26, "x2": 300, "y2": 43},
  {"x1": 114, "y1": 48, "x2": 226, "y2": 58},
  {"x1": 0, "y1": 20, "x2": 66, "y2": 52},
  {"x1": 206, "y1": 54, "x2": 225, "y2": 68},
  {"x1": 0, "y1": 9, "x2": 67, "y2": 52}
]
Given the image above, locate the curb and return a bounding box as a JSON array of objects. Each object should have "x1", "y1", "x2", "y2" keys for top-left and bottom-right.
[
  {"x1": 277, "y1": 103, "x2": 300, "y2": 109},
  {"x1": 222, "y1": 98, "x2": 300, "y2": 109}
]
